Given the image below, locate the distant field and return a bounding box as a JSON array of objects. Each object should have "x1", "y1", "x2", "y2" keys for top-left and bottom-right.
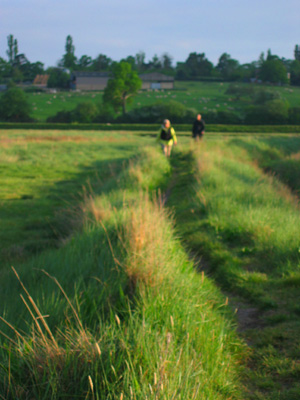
[{"x1": 22, "y1": 81, "x2": 300, "y2": 122}]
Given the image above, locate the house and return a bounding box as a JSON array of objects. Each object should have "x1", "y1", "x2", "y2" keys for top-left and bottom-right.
[
  {"x1": 71, "y1": 71, "x2": 174, "y2": 91},
  {"x1": 71, "y1": 71, "x2": 110, "y2": 91},
  {"x1": 139, "y1": 73, "x2": 174, "y2": 90},
  {"x1": 33, "y1": 74, "x2": 49, "y2": 88}
]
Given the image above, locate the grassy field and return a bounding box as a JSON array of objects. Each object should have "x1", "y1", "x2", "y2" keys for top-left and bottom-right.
[
  {"x1": 0, "y1": 129, "x2": 155, "y2": 263},
  {"x1": 1, "y1": 129, "x2": 300, "y2": 398},
  {"x1": 22, "y1": 81, "x2": 300, "y2": 122},
  {"x1": 167, "y1": 136, "x2": 300, "y2": 399}
]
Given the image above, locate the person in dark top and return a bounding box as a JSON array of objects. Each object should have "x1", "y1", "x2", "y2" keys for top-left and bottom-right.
[
  {"x1": 157, "y1": 119, "x2": 177, "y2": 157},
  {"x1": 192, "y1": 113, "x2": 205, "y2": 141}
]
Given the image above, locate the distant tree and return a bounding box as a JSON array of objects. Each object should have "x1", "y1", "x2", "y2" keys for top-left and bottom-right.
[
  {"x1": 122, "y1": 55, "x2": 136, "y2": 69},
  {"x1": 294, "y1": 45, "x2": 300, "y2": 61},
  {"x1": 78, "y1": 55, "x2": 93, "y2": 70},
  {"x1": 0, "y1": 57, "x2": 12, "y2": 81},
  {"x1": 103, "y1": 61, "x2": 142, "y2": 115},
  {"x1": 161, "y1": 53, "x2": 173, "y2": 70},
  {"x1": 150, "y1": 54, "x2": 162, "y2": 70},
  {"x1": 217, "y1": 53, "x2": 240, "y2": 80},
  {"x1": 290, "y1": 60, "x2": 300, "y2": 85},
  {"x1": 135, "y1": 51, "x2": 146, "y2": 72},
  {"x1": 0, "y1": 86, "x2": 32, "y2": 122},
  {"x1": 20, "y1": 61, "x2": 44, "y2": 82},
  {"x1": 238, "y1": 62, "x2": 258, "y2": 81},
  {"x1": 258, "y1": 52, "x2": 265, "y2": 67},
  {"x1": 92, "y1": 54, "x2": 112, "y2": 71},
  {"x1": 266, "y1": 49, "x2": 279, "y2": 61},
  {"x1": 61, "y1": 35, "x2": 77, "y2": 69},
  {"x1": 259, "y1": 59, "x2": 288, "y2": 84},
  {"x1": 6, "y1": 34, "x2": 18, "y2": 65},
  {"x1": 184, "y1": 52, "x2": 213, "y2": 78},
  {"x1": 47, "y1": 67, "x2": 70, "y2": 89}
]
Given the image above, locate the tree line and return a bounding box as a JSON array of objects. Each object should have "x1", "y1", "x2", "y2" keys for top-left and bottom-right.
[{"x1": 1, "y1": 34, "x2": 300, "y2": 87}]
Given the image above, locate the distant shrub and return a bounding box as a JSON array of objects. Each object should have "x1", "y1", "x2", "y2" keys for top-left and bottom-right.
[
  {"x1": 204, "y1": 110, "x2": 242, "y2": 124},
  {"x1": 288, "y1": 107, "x2": 300, "y2": 124},
  {"x1": 93, "y1": 104, "x2": 116, "y2": 123},
  {"x1": 118, "y1": 100, "x2": 197, "y2": 123},
  {"x1": 0, "y1": 87, "x2": 33, "y2": 122},
  {"x1": 48, "y1": 102, "x2": 115, "y2": 123},
  {"x1": 47, "y1": 110, "x2": 72, "y2": 123},
  {"x1": 225, "y1": 84, "x2": 255, "y2": 100},
  {"x1": 245, "y1": 99, "x2": 289, "y2": 125},
  {"x1": 72, "y1": 101, "x2": 98, "y2": 123},
  {"x1": 253, "y1": 89, "x2": 281, "y2": 104}
]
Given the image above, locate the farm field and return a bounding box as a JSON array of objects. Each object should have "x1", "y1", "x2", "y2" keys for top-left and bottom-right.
[
  {"x1": 1, "y1": 129, "x2": 300, "y2": 398},
  {"x1": 0, "y1": 129, "x2": 154, "y2": 262},
  {"x1": 21, "y1": 81, "x2": 300, "y2": 122}
]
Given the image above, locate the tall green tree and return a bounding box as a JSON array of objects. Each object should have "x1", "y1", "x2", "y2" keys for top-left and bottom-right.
[
  {"x1": 47, "y1": 67, "x2": 70, "y2": 89},
  {"x1": 184, "y1": 52, "x2": 213, "y2": 78},
  {"x1": 6, "y1": 34, "x2": 18, "y2": 65},
  {"x1": 103, "y1": 61, "x2": 142, "y2": 115},
  {"x1": 259, "y1": 59, "x2": 288, "y2": 84},
  {"x1": 61, "y1": 35, "x2": 77, "y2": 69},
  {"x1": 135, "y1": 51, "x2": 146, "y2": 72},
  {"x1": 294, "y1": 45, "x2": 300, "y2": 61},
  {"x1": 290, "y1": 60, "x2": 300, "y2": 85},
  {"x1": 161, "y1": 53, "x2": 173, "y2": 70},
  {"x1": 217, "y1": 53, "x2": 240, "y2": 80},
  {"x1": 78, "y1": 55, "x2": 93, "y2": 70},
  {"x1": 0, "y1": 57, "x2": 12, "y2": 81},
  {"x1": 92, "y1": 54, "x2": 112, "y2": 71}
]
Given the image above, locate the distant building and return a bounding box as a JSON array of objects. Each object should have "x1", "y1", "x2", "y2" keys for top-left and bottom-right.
[
  {"x1": 33, "y1": 74, "x2": 49, "y2": 88},
  {"x1": 71, "y1": 71, "x2": 110, "y2": 91},
  {"x1": 139, "y1": 73, "x2": 174, "y2": 90},
  {"x1": 70, "y1": 71, "x2": 175, "y2": 91}
]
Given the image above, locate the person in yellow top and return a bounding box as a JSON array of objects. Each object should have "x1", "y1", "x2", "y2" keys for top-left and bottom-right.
[{"x1": 157, "y1": 119, "x2": 177, "y2": 157}]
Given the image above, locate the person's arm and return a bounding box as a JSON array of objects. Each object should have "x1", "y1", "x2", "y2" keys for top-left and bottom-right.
[
  {"x1": 171, "y1": 127, "x2": 177, "y2": 144},
  {"x1": 156, "y1": 129, "x2": 162, "y2": 142}
]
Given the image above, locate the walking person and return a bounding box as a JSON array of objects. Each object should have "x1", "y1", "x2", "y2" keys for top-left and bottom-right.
[
  {"x1": 157, "y1": 119, "x2": 177, "y2": 157},
  {"x1": 192, "y1": 113, "x2": 205, "y2": 141}
]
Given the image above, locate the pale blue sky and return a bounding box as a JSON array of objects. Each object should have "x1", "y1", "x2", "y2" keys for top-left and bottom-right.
[{"x1": 1, "y1": 0, "x2": 299, "y2": 68}]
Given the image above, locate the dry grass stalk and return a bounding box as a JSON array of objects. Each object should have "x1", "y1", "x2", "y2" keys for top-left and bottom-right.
[
  {"x1": 123, "y1": 191, "x2": 170, "y2": 289},
  {"x1": 11, "y1": 267, "x2": 59, "y2": 349}
]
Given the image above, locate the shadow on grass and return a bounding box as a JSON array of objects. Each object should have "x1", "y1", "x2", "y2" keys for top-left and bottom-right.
[{"x1": 0, "y1": 147, "x2": 135, "y2": 264}]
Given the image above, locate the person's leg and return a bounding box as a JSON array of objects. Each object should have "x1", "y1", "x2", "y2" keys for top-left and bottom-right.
[
  {"x1": 163, "y1": 145, "x2": 168, "y2": 157},
  {"x1": 167, "y1": 144, "x2": 172, "y2": 157}
]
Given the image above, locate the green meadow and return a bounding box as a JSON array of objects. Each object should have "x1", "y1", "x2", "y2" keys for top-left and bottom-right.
[
  {"x1": 23, "y1": 81, "x2": 300, "y2": 122},
  {"x1": 1, "y1": 129, "x2": 300, "y2": 399}
]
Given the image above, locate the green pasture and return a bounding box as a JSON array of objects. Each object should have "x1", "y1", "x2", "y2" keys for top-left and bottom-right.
[{"x1": 22, "y1": 81, "x2": 300, "y2": 122}]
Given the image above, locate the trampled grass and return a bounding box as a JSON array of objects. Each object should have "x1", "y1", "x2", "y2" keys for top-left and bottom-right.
[
  {"x1": 0, "y1": 140, "x2": 244, "y2": 399},
  {"x1": 166, "y1": 136, "x2": 300, "y2": 399}
]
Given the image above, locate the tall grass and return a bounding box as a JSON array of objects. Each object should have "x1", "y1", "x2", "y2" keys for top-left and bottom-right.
[
  {"x1": 0, "y1": 145, "x2": 244, "y2": 398},
  {"x1": 167, "y1": 138, "x2": 300, "y2": 399}
]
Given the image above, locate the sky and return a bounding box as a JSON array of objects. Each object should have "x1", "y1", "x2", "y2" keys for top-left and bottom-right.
[{"x1": 1, "y1": 0, "x2": 299, "y2": 68}]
